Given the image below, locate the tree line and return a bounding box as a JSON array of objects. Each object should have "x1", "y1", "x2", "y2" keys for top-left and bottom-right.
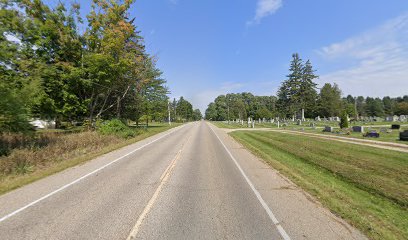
[
  {"x1": 0, "y1": 0, "x2": 200, "y2": 133},
  {"x1": 205, "y1": 53, "x2": 408, "y2": 120}
]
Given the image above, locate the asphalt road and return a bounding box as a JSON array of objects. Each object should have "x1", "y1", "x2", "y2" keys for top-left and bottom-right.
[{"x1": 0, "y1": 121, "x2": 366, "y2": 239}]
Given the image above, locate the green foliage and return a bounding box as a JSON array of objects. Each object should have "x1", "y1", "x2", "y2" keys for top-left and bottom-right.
[
  {"x1": 0, "y1": 0, "x2": 182, "y2": 133},
  {"x1": 97, "y1": 119, "x2": 135, "y2": 138},
  {"x1": 205, "y1": 93, "x2": 277, "y2": 121},
  {"x1": 175, "y1": 97, "x2": 193, "y2": 121},
  {"x1": 317, "y1": 83, "x2": 342, "y2": 117},
  {"x1": 277, "y1": 53, "x2": 318, "y2": 117},
  {"x1": 192, "y1": 109, "x2": 203, "y2": 121},
  {"x1": 395, "y1": 102, "x2": 408, "y2": 115},
  {"x1": 0, "y1": 83, "x2": 32, "y2": 133},
  {"x1": 365, "y1": 97, "x2": 385, "y2": 117},
  {"x1": 339, "y1": 111, "x2": 349, "y2": 129}
]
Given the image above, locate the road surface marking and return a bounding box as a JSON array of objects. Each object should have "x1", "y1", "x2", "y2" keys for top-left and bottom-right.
[
  {"x1": 0, "y1": 124, "x2": 188, "y2": 223},
  {"x1": 209, "y1": 124, "x2": 291, "y2": 240},
  {"x1": 127, "y1": 133, "x2": 192, "y2": 240}
]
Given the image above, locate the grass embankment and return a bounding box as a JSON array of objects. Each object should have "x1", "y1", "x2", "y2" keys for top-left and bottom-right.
[
  {"x1": 231, "y1": 130, "x2": 408, "y2": 240},
  {"x1": 0, "y1": 122, "x2": 181, "y2": 195}
]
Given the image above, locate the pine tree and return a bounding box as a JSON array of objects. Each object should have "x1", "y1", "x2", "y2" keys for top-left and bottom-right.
[
  {"x1": 277, "y1": 53, "x2": 303, "y2": 117},
  {"x1": 300, "y1": 60, "x2": 318, "y2": 117}
]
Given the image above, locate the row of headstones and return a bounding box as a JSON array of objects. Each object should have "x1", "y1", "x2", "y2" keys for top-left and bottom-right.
[
  {"x1": 385, "y1": 115, "x2": 408, "y2": 122},
  {"x1": 323, "y1": 125, "x2": 396, "y2": 133},
  {"x1": 315, "y1": 116, "x2": 341, "y2": 122},
  {"x1": 229, "y1": 115, "x2": 408, "y2": 124},
  {"x1": 323, "y1": 124, "x2": 408, "y2": 140}
]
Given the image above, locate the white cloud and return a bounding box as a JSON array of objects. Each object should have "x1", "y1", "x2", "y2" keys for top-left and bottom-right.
[
  {"x1": 247, "y1": 0, "x2": 282, "y2": 25},
  {"x1": 318, "y1": 13, "x2": 408, "y2": 97}
]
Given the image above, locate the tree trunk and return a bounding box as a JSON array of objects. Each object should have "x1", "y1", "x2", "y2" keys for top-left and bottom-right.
[{"x1": 116, "y1": 96, "x2": 121, "y2": 119}]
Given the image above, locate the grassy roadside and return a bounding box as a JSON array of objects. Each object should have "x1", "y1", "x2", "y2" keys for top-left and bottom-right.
[
  {"x1": 230, "y1": 130, "x2": 408, "y2": 240},
  {"x1": 0, "y1": 123, "x2": 182, "y2": 195},
  {"x1": 212, "y1": 120, "x2": 408, "y2": 145},
  {"x1": 211, "y1": 121, "x2": 249, "y2": 129}
]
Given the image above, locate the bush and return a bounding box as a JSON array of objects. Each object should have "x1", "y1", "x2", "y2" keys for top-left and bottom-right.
[
  {"x1": 339, "y1": 112, "x2": 349, "y2": 129},
  {"x1": 97, "y1": 119, "x2": 136, "y2": 138}
]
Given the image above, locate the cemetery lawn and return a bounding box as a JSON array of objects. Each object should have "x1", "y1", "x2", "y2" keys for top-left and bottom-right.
[
  {"x1": 211, "y1": 121, "x2": 281, "y2": 129},
  {"x1": 231, "y1": 130, "x2": 408, "y2": 240},
  {"x1": 303, "y1": 126, "x2": 408, "y2": 145},
  {"x1": 211, "y1": 121, "x2": 250, "y2": 129}
]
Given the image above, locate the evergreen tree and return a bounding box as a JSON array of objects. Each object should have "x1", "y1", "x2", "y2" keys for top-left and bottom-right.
[
  {"x1": 382, "y1": 96, "x2": 395, "y2": 116},
  {"x1": 277, "y1": 53, "x2": 303, "y2": 117},
  {"x1": 299, "y1": 59, "x2": 318, "y2": 117},
  {"x1": 277, "y1": 54, "x2": 318, "y2": 118},
  {"x1": 317, "y1": 83, "x2": 342, "y2": 117}
]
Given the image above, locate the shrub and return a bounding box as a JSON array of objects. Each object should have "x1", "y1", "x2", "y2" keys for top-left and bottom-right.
[
  {"x1": 339, "y1": 111, "x2": 349, "y2": 129},
  {"x1": 97, "y1": 119, "x2": 135, "y2": 138}
]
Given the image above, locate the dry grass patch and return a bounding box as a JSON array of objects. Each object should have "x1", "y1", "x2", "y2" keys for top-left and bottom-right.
[{"x1": 0, "y1": 123, "x2": 181, "y2": 195}]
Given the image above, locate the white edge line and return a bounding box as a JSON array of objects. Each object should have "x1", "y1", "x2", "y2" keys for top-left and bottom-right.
[
  {"x1": 0, "y1": 124, "x2": 188, "y2": 223},
  {"x1": 208, "y1": 124, "x2": 291, "y2": 240}
]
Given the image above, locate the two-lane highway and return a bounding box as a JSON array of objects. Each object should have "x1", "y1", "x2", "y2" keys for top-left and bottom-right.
[{"x1": 0, "y1": 121, "x2": 366, "y2": 239}]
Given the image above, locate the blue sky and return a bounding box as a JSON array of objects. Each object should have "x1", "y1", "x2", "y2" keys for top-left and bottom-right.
[{"x1": 47, "y1": 0, "x2": 408, "y2": 113}]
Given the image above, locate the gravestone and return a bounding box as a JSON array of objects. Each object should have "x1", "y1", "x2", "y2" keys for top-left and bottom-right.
[
  {"x1": 277, "y1": 121, "x2": 280, "y2": 128},
  {"x1": 252, "y1": 121, "x2": 255, "y2": 128},
  {"x1": 399, "y1": 115, "x2": 407, "y2": 122},
  {"x1": 323, "y1": 126, "x2": 333, "y2": 132},
  {"x1": 352, "y1": 126, "x2": 364, "y2": 133},
  {"x1": 380, "y1": 128, "x2": 387, "y2": 133},
  {"x1": 385, "y1": 116, "x2": 393, "y2": 122},
  {"x1": 391, "y1": 124, "x2": 400, "y2": 130},
  {"x1": 297, "y1": 119, "x2": 302, "y2": 125},
  {"x1": 400, "y1": 130, "x2": 408, "y2": 141},
  {"x1": 315, "y1": 116, "x2": 321, "y2": 121},
  {"x1": 364, "y1": 131, "x2": 379, "y2": 138}
]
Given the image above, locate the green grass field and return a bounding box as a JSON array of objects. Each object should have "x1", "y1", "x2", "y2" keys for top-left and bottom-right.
[{"x1": 230, "y1": 130, "x2": 408, "y2": 240}]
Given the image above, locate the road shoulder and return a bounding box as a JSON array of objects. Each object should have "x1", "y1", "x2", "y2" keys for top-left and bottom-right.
[{"x1": 209, "y1": 122, "x2": 367, "y2": 240}]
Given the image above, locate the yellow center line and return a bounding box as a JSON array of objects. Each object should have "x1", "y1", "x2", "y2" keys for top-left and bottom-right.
[{"x1": 126, "y1": 129, "x2": 193, "y2": 240}]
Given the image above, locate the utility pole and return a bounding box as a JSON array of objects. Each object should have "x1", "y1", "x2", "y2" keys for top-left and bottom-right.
[{"x1": 168, "y1": 101, "x2": 171, "y2": 125}]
